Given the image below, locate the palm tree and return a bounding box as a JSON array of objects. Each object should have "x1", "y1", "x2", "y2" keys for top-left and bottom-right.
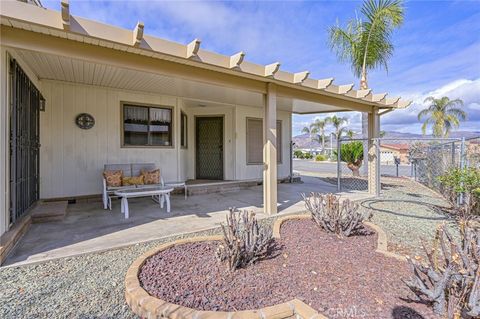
[
  {"x1": 329, "y1": 0, "x2": 404, "y2": 169},
  {"x1": 418, "y1": 96, "x2": 466, "y2": 137},
  {"x1": 335, "y1": 141, "x2": 364, "y2": 176},
  {"x1": 346, "y1": 129, "x2": 356, "y2": 138},
  {"x1": 326, "y1": 115, "x2": 348, "y2": 141},
  {"x1": 329, "y1": 0, "x2": 404, "y2": 90},
  {"x1": 302, "y1": 118, "x2": 328, "y2": 152}
]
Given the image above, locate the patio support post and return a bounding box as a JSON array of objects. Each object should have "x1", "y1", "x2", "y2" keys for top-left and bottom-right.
[
  {"x1": 263, "y1": 83, "x2": 278, "y2": 215},
  {"x1": 367, "y1": 107, "x2": 380, "y2": 196}
]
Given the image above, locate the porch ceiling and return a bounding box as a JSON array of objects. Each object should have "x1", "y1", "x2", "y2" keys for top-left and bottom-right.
[{"x1": 13, "y1": 48, "x2": 347, "y2": 113}]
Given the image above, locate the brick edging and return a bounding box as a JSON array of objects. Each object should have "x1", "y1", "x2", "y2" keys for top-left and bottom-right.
[{"x1": 125, "y1": 234, "x2": 327, "y2": 319}]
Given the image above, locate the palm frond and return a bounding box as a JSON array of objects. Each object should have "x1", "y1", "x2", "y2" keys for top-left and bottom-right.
[{"x1": 417, "y1": 108, "x2": 431, "y2": 120}]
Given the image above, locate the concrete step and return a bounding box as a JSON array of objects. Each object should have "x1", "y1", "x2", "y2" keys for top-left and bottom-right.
[
  {"x1": 31, "y1": 201, "x2": 68, "y2": 223},
  {"x1": 186, "y1": 177, "x2": 301, "y2": 196},
  {"x1": 187, "y1": 180, "x2": 261, "y2": 196}
]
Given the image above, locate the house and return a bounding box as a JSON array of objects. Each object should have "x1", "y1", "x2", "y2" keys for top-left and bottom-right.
[
  {"x1": 380, "y1": 143, "x2": 410, "y2": 164},
  {"x1": 0, "y1": 0, "x2": 411, "y2": 243}
]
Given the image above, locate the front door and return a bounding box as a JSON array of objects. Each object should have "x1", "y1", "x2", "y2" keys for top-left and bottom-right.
[
  {"x1": 9, "y1": 59, "x2": 41, "y2": 224},
  {"x1": 196, "y1": 117, "x2": 224, "y2": 180}
]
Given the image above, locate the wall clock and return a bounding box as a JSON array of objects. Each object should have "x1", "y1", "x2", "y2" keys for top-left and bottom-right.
[{"x1": 75, "y1": 113, "x2": 95, "y2": 130}]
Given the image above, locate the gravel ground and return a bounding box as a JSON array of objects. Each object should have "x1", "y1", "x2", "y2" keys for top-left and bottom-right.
[
  {"x1": 357, "y1": 177, "x2": 455, "y2": 258},
  {"x1": 139, "y1": 219, "x2": 437, "y2": 318},
  {"x1": 0, "y1": 177, "x2": 453, "y2": 318},
  {"x1": 0, "y1": 227, "x2": 221, "y2": 319}
]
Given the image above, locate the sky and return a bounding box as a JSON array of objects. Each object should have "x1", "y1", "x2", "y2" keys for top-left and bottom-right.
[{"x1": 42, "y1": 0, "x2": 480, "y2": 136}]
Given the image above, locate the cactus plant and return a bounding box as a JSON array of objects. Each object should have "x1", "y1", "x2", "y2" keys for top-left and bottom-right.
[
  {"x1": 216, "y1": 208, "x2": 273, "y2": 271},
  {"x1": 302, "y1": 193, "x2": 371, "y2": 238},
  {"x1": 405, "y1": 222, "x2": 480, "y2": 318}
]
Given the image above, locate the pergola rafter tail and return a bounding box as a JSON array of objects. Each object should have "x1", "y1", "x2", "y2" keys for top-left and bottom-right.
[{"x1": 0, "y1": 0, "x2": 411, "y2": 109}]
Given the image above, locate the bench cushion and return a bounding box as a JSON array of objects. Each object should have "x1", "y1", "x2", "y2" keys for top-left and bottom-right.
[
  {"x1": 104, "y1": 164, "x2": 132, "y2": 177},
  {"x1": 103, "y1": 170, "x2": 122, "y2": 187},
  {"x1": 132, "y1": 163, "x2": 156, "y2": 177},
  {"x1": 122, "y1": 175, "x2": 145, "y2": 186},
  {"x1": 141, "y1": 169, "x2": 160, "y2": 185}
]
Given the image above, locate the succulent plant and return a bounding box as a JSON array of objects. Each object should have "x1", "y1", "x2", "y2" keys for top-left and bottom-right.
[
  {"x1": 405, "y1": 222, "x2": 480, "y2": 318},
  {"x1": 216, "y1": 208, "x2": 273, "y2": 271},
  {"x1": 302, "y1": 193, "x2": 371, "y2": 238}
]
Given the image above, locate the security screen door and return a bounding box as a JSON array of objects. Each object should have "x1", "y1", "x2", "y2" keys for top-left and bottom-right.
[
  {"x1": 195, "y1": 117, "x2": 224, "y2": 180},
  {"x1": 9, "y1": 59, "x2": 41, "y2": 224}
]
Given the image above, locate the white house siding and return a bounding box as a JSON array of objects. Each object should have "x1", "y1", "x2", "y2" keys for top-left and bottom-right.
[
  {"x1": 40, "y1": 80, "x2": 180, "y2": 199},
  {"x1": 0, "y1": 47, "x2": 43, "y2": 236},
  {"x1": 39, "y1": 80, "x2": 292, "y2": 199}
]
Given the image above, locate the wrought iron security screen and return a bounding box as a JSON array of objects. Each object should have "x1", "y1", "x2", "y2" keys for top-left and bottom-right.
[
  {"x1": 196, "y1": 117, "x2": 224, "y2": 180},
  {"x1": 9, "y1": 59, "x2": 41, "y2": 224}
]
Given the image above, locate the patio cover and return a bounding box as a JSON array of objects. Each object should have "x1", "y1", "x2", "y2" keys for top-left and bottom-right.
[{"x1": 0, "y1": 0, "x2": 411, "y2": 214}]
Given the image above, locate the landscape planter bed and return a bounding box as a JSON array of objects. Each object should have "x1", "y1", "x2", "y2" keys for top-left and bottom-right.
[{"x1": 125, "y1": 215, "x2": 438, "y2": 319}]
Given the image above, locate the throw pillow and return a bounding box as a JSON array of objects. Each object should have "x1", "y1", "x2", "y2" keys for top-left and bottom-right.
[
  {"x1": 103, "y1": 170, "x2": 123, "y2": 187},
  {"x1": 141, "y1": 169, "x2": 160, "y2": 185},
  {"x1": 122, "y1": 175, "x2": 145, "y2": 186}
]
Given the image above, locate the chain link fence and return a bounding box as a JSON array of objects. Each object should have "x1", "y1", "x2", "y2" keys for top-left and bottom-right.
[
  {"x1": 384, "y1": 138, "x2": 461, "y2": 193},
  {"x1": 336, "y1": 138, "x2": 370, "y2": 192},
  {"x1": 464, "y1": 136, "x2": 480, "y2": 169},
  {"x1": 335, "y1": 136, "x2": 480, "y2": 195}
]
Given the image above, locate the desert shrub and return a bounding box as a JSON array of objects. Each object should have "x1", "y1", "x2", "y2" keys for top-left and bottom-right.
[
  {"x1": 333, "y1": 141, "x2": 364, "y2": 176},
  {"x1": 216, "y1": 208, "x2": 273, "y2": 271},
  {"x1": 294, "y1": 150, "x2": 304, "y2": 158},
  {"x1": 438, "y1": 167, "x2": 480, "y2": 216},
  {"x1": 302, "y1": 193, "x2": 371, "y2": 238},
  {"x1": 304, "y1": 152, "x2": 313, "y2": 159},
  {"x1": 405, "y1": 222, "x2": 480, "y2": 318},
  {"x1": 315, "y1": 154, "x2": 327, "y2": 161}
]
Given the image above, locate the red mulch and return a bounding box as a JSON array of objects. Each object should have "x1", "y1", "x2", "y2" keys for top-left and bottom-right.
[{"x1": 138, "y1": 219, "x2": 439, "y2": 318}]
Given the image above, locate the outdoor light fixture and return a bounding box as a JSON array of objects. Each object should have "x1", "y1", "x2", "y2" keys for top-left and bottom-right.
[{"x1": 39, "y1": 97, "x2": 46, "y2": 112}]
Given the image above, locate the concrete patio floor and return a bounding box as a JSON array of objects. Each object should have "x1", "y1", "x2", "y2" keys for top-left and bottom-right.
[{"x1": 4, "y1": 175, "x2": 371, "y2": 267}]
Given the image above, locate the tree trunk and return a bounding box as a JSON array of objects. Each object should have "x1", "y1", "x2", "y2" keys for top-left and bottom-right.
[
  {"x1": 347, "y1": 163, "x2": 361, "y2": 177},
  {"x1": 360, "y1": 72, "x2": 369, "y2": 176},
  {"x1": 321, "y1": 135, "x2": 325, "y2": 154},
  {"x1": 360, "y1": 71, "x2": 368, "y2": 90}
]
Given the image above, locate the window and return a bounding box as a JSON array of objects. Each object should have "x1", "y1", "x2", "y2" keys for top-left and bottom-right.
[
  {"x1": 246, "y1": 118, "x2": 282, "y2": 164},
  {"x1": 123, "y1": 103, "x2": 172, "y2": 147},
  {"x1": 180, "y1": 112, "x2": 187, "y2": 148}
]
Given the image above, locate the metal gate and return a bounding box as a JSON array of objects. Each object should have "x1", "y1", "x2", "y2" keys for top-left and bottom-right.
[{"x1": 9, "y1": 59, "x2": 41, "y2": 224}]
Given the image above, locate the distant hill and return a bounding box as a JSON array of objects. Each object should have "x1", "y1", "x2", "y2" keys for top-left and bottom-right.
[{"x1": 293, "y1": 131, "x2": 480, "y2": 149}]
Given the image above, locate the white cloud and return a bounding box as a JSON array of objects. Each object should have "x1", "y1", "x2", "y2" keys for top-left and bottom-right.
[{"x1": 382, "y1": 78, "x2": 480, "y2": 132}]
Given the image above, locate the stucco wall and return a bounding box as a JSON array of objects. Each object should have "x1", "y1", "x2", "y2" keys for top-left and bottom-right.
[{"x1": 39, "y1": 80, "x2": 292, "y2": 199}]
